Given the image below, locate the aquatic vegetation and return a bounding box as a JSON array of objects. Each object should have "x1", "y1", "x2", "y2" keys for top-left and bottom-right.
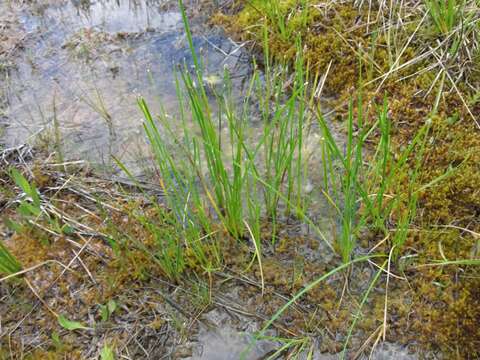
[
  {"x1": 135, "y1": 1, "x2": 316, "y2": 250},
  {"x1": 1, "y1": 0, "x2": 480, "y2": 358},
  {"x1": 129, "y1": 5, "x2": 467, "y2": 357}
]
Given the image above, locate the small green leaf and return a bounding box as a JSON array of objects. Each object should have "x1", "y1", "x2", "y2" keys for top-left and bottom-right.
[
  {"x1": 106, "y1": 237, "x2": 120, "y2": 256},
  {"x1": 0, "y1": 241, "x2": 22, "y2": 274},
  {"x1": 29, "y1": 183, "x2": 41, "y2": 208},
  {"x1": 100, "y1": 345, "x2": 115, "y2": 360},
  {"x1": 100, "y1": 300, "x2": 117, "y2": 322},
  {"x1": 18, "y1": 202, "x2": 41, "y2": 217},
  {"x1": 51, "y1": 331, "x2": 63, "y2": 350},
  {"x1": 61, "y1": 224, "x2": 75, "y2": 235},
  {"x1": 4, "y1": 218, "x2": 23, "y2": 233},
  {"x1": 10, "y1": 168, "x2": 32, "y2": 196},
  {"x1": 100, "y1": 305, "x2": 109, "y2": 322},
  {"x1": 446, "y1": 113, "x2": 459, "y2": 125},
  {"x1": 10, "y1": 168, "x2": 41, "y2": 207},
  {"x1": 58, "y1": 314, "x2": 89, "y2": 331},
  {"x1": 107, "y1": 300, "x2": 117, "y2": 315}
]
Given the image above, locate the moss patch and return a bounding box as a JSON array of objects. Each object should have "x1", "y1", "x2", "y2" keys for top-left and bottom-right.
[{"x1": 215, "y1": 0, "x2": 480, "y2": 356}]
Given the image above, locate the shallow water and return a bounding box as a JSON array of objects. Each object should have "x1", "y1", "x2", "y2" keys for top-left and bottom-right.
[
  {"x1": 1, "y1": 0, "x2": 341, "y2": 233},
  {"x1": 188, "y1": 309, "x2": 278, "y2": 360},
  {"x1": 1, "y1": 0, "x2": 251, "y2": 175}
]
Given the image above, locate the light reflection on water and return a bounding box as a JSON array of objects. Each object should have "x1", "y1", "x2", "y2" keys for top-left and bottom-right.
[{"x1": 2, "y1": 0, "x2": 250, "y2": 175}]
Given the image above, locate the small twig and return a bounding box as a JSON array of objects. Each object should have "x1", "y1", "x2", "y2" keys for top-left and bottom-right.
[
  {"x1": 382, "y1": 246, "x2": 395, "y2": 341},
  {"x1": 0, "y1": 260, "x2": 72, "y2": 283},
  {"x1": 434, "y1": 224, "x2": 480, "y2": 239},
  {"x1": 244, "y1": 219, "x2": 264, "y2": 295},
  {"x1": 71, "y1": 249, "x2": 96, "y2": 284},
  {"x1": 24, "y1": 278, "x2": 57, "y2": 317}
]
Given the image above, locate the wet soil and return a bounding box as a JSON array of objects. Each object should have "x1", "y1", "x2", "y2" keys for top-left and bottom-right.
[{"x1": 0, "y1": 145, "x2": 422, "y2": 359}]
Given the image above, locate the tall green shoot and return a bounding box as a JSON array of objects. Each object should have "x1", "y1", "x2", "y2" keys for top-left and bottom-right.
[{"x1": 426, "y1": 0, "x2": 463, "y2": 35}]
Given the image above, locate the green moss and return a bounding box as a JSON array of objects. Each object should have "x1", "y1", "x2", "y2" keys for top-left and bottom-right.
[{"x1": 216, "y1": 0, "x2": 480, "y2": 356}]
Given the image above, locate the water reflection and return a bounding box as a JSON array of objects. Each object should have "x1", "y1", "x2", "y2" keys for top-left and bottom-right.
[{"x1": 2, "y1": 0, "x2": 250, "y2": 176}]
